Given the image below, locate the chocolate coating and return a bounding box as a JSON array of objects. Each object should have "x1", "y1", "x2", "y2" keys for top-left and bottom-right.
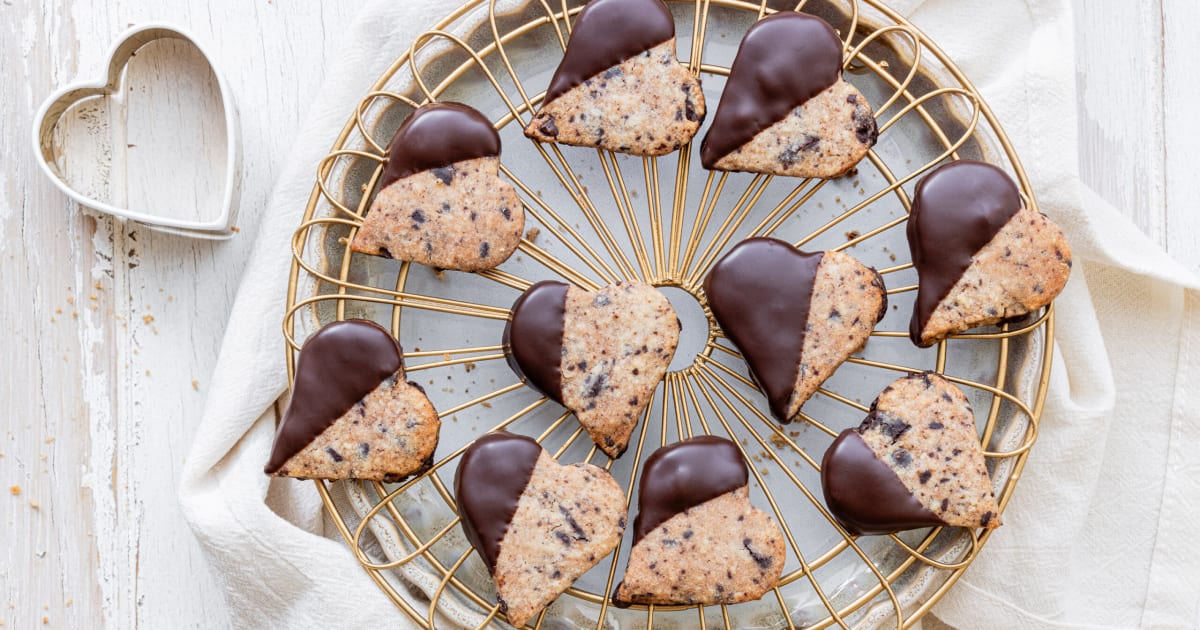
[
  {"x1": 264, "y1": 320, "x2": 402, "y2": 474},
  {"x1": 700, "y1": 12, "x2": 843, "y2": 168},
  {"x1": 704, "y1": 238, "x2": 823, "y2": 423},
  {"x1": 821, "y1": 427, "x2": 945, "y2": 535},
  {"x1": 907, "y1": 160, "x2": 1021, "y2": 345},
  {"x1": 503, "y1": 280, "x2": 569, "y2": 401},
  {"x1": 379, "y1": 102, "x2": 501, "y2": 189},
  {"x1": 630, "y1": 436, "x2": 748, "y2": 545},
  {"x1": 543, "y1": 0, "x2": 677, "y2": 104},
  {"x1": 454, "y1": 432, "x2": 544, "y2": 572}
]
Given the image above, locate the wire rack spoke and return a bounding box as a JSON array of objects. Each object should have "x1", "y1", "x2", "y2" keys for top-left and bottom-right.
[
  {"x1": 597, "y1": 150, "x2": 655, "y2": 279},
  {"x1": 498, "y1": 162, "x2": 617, "y2": 287},
  {"x1": 286, "y1": 1, "x2": 1055, "y2": 628},
  {"x1": 679, "y1": 374, "x2": 852, "y2": 629},
  {"x1": 688, "y1": 370, "x2": 903, "y2": 629}
]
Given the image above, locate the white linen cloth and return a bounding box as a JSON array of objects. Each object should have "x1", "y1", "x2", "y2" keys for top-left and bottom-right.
[{"x1": 179, "y1": 0, "x2": 1200, "y2": 627}]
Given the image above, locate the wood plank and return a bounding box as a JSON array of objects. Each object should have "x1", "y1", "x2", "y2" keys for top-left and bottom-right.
[
  {"x1": 1162, "y1": 0, "x2": 1200, "y2": 272},
  {"x1": 2, "y1": 1, "x2": 358, "y2": 627},
  {"x1": 3, "y1": 1, "x2": 1194, "y2": 629},
  {"x1": 1073, "y1": 0, "x2": 1167, "y2": 249}
]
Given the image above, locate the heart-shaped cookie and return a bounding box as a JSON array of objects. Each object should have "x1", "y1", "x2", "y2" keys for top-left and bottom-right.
[
  {"x1": 907, "y1": 160, "x2": 1071, "y2": 346},
  {"x1": 351, "y1": 102, "x2": 525, "y2": 271},
  {"x1": 704, "y1": 238, "x2": 887, "y2": 424},
  {"x1": 523, "y1": 0, "x2": 706, "y2": 156},
  {"x1": 264, "y1": 319, "x2": 440, "y2": 482},
  {"x1": 700, "y1": 11, "x2": 876, "y2": 178},
  {"x1": 32, "y1": 24, "x2": 240, "y2": 239},
  {"x1": 613, "y1": 436, "x2": 785, "y2": 606},
  {"x1": 821, "y1": 372, "x2": 1001, "y2": 535},
  {"x1": 504, "y1": 280, "x2": 680, "y2": 457},
  {"x1": 455, "y1": 432, "x2": 626, "y2": 628}
]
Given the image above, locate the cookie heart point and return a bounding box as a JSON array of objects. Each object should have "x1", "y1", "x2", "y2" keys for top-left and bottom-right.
[
  {"x1": 700, "y1": 12, "x2": 876, "y2": 178},
  {"x1": 705, "y1": 238, "x2": 885, "y2": 423},
  {"x1": 505, "y1": 281, "x2": 679, "y2": 457},
  {"x1": 524, "y1": 0, "x2": 706, "y2": 156},
  {"x1": 614, "y1": 437, "x2": 785, "y2": 606},
  {"x1": 456, "y1": 432, "x2": 626, "y2": 627},
  {"x1": 908, "y1": 160, "x2": 1071, "y2": 346},
  {"x1": 352, "y1": 102, "x2": 524, "y2": 271},
  {"x1": 822, "y1": 373, "x2": 1002, "y2": 534},
  {"x1": 266, "y1": 320, "x2": 440, "y2": 482}
]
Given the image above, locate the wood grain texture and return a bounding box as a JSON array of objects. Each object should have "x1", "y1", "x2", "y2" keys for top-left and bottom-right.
[
  {"x1": 1, "y1": 2, "x2": 357, "y2": 628},
  {"x1": 1075, "y1": 0, "x2": 1200, "y2": 271},
  {"x1": 1161, "y1": 0, "x2": 1200, "y2": 271},
  {"x1": 0, "y1": 1, "x2": 1194, "y2": 629}
]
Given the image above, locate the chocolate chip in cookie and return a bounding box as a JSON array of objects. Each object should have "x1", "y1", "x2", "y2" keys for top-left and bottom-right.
[
  {"x1": 700, "y1": 11, "x2": 876, "y2": 179},
  {"x1": 523, "y1": 0, "x2": 705, "y2": 156},
  {"x1": 455, "y1": 432, "x2": 626, "y2": 627},
  {"x1": 504, "y1": 281, "x2": 680, "y2": 457},
  {"x1": 822, "y1": 372, "x2": 1002, "y2": 535},
  {"x1": 613, "y1": 436, "x2": 785, "y2": 607},
  {"x1": 907, "y1": 160, "x2": 1071, "y2": 346},
  {"x1": 265, "y1": 320, "x2": 439, "y2": 482},
  {"x1": 352, "y1": 102, "x2": 524, "y2": 271},
  {"x1": 705, "y1": 238, "x2": 887, "y2": 424}
]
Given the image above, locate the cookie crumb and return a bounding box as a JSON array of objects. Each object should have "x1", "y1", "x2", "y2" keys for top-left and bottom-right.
[
  {"x1": 191, "y1": 380, "x2": 199, "y2": 391},
  {"x1": 844, "y1": 230, "x2": 860, "y2": 241},
  {"x1": 525, "y1": 227, "x2": 541, "y2": 243}
]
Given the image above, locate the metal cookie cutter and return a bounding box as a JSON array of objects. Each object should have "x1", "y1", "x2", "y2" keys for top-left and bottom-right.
[{"x1": 32, "y1": 23, "x2": 241, "y2": 240}]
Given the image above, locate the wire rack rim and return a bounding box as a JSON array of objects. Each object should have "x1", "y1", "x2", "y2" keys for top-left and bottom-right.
[{"x1": 283, "y1": 1, "x2": 1053, "y2": 628}]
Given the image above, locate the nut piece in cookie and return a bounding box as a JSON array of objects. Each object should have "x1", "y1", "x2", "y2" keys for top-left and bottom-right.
[
  {"x1": 504, "y1": 280, "x2": 680, "y2": 457},
  {"x1": 705, "y1": 238, "x2": 887, "y2": 424},
  {"x1": 907, "y1": 160, "x2": 1071, "y2": 347},
  {"x1": 351, "y1": 102, "x2": 524, "y2": 271},
  {"x1": 821, "y1": 372, "x2": 1002, "y2": 535},
  {"x1": 264, "y1": 320, "x2": 439, "y2": 482},
  {"x1": 523, "y1": 0, "x2": 705, "y2": 156},
  {"x1": 455, "y1": 432, "x2": 626, "y2": 628},
  {"x1": 700, "y1": 11, "x2": 876, "y2": 178},
  {"x1": 613, "y1": 436, "x2": 786, "y2": 607}
]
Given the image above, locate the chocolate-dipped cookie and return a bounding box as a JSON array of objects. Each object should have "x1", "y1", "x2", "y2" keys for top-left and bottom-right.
[
  {"x1": 523, "y1": 0, "x2": 705, "y2": 156},
  {"x1": 264, "y1": 320, "x2": 439, "y2": 482},
  {"x1": 612, "y1": 436, "x2": 785, "y2": 606},
  {"x1": 504, "y1": 280, "x2": 679, "y2": 457},
  {"x1": 351, "y1": 102, "x2": 525, "y2": 271},
  {"x1": 822, "y1": 372, "x2": 1002, "y2": 535},
  {"x1": 704, "y1": 238, "x2": 886, "y2": 424},
  {"x1": 455, "y1": 432, "x2": 626, "y2": 627},
  {"x1": 907, "y1": 160, "x2": 1071, "y2": 347},
  {"x1": 701, "y1": 11, "x2": 876, "y2": 178}
]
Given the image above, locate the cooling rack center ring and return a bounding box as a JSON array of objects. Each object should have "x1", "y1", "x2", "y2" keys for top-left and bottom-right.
[{"x1": 652, "y1": 281, "x2": 716, "y2": 373}]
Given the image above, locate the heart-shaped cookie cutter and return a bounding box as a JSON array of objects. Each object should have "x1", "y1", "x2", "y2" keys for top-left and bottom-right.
[{"x1": 32, "y1": 23, "x2": 241, "y2": 240}]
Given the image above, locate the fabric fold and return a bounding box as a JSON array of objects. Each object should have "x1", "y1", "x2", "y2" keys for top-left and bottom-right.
[{"x1": 179, "y1": 0, "x2": 1200, "y2": 627}]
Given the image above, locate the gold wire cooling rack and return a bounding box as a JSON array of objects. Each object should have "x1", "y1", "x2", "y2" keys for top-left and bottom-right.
[{"x1": 283, "y1": 0, "x2": 1054, "y2": 627}]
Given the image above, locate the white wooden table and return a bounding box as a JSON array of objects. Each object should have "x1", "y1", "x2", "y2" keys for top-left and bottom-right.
[{"x1": 1, "y1": 1, "x2": 1195, "y2": 628}]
